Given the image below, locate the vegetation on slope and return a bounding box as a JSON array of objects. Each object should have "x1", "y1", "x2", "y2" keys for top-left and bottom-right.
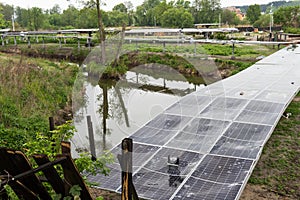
[{"x1": 0, "y1": 53, "x2": 78, "y2": 150}]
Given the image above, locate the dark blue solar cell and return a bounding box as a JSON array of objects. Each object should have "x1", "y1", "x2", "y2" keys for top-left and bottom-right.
[
  {"x1": 144, "y1": 147, "x2": 203, "y2": 175},
  {"x1": 210, "y1": 137, "x2": 261, "y2": 159},
  {"x1": 173, "y1": 177, "x2": 242, "y2": 200},
  {"x1": 224, "y1": 122, "x2": 272, "y2": 142},
  {"x1": 192, "y1": 155, "x2": 253, "y2": 184},
  {"x1": 145, "y1": 114, "x2": 192, "y2": 131},
  {"x1": 133, "y1": 168, "x2": 186, "y2": 200}
]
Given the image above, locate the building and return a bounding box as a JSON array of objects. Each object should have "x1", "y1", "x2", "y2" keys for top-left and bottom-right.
[{"x1": 225, "y1": 7, "x2": 245, "y2": 21}]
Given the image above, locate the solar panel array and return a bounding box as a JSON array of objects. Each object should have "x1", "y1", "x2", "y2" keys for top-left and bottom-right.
[{"x1": 89, "y1": 45, "x2": 300, "y2": 199}]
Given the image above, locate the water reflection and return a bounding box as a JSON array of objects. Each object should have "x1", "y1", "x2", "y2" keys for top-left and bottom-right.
[{"x1": 72, "y1": 64, "x2": 206, "y2": 157}]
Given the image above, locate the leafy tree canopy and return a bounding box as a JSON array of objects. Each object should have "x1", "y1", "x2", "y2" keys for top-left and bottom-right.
[
  {"x1": 246, "y1": 4, "x2": 261, "y2": 24},
  {"x1": 274, "y1": 5, "x2": 300, "y2": 28}
]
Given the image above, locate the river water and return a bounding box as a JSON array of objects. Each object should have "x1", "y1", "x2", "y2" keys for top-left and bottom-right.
[{"x1": 71, "y1": 64, "x2": 207, "y2": 157}]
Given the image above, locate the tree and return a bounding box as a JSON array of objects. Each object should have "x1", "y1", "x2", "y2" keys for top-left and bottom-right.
[
  {"x1": 50, "y1": 4, "x2": 61, "y2": 14},
  {"x1": 274, "y1": 6, "x2": 300, "y2": 28},
  {"x1": 113, "y1": 3, "x2": 127, "y2": 13},
  {"x1": 48, "y1": 13, "x2": 62, "y2": 28},
  {"x1": 76, "y1": 7, "x2": 98, "y2": 28},
  {"x1": 31, "y1": 7, "x2": 44, "y2": 31},
  {"x1": 253, "y1": 14, "x2": 272, "y2": 28},
  {"x1": 192, "y1": 0, "x2": 221, "y2": 23},
  {"x1": 161, "y1": 7, "x2": 193, "y2": 28},
  {"x1": 221, "y1": 9, "x2": 241, "y2": 25},
  {"x1": 246, "y1": 4, "x2": 261, "y2": 24},
  {"x1": 134, "y1": 0, "x2": 161, "y2": 26},
  {"x1": 169, "y1": 0, "x2": 191, "y2": 9},
  {"x1": 0, "y1": 5, "x2": 8, "y2": 28},
  {"x1": 0, "y1": 4, "x2": 14, "y2": 22},
  {"x1": 61, "y1": 5, "x2": 79, "y2": 28},
  {"x1": 124, "y1": 1, "x2": 134, "y2": 26},
  {"x1": 68, "y1": 0, "x2": 106, "y2": 45},
  {"x1": 107, "y1": 11, "x2": 128, "y2": 27},
  {"x1": 15, "y1": 7, "x2": 33, "y2": 29},
  {"x1": 152, "y1": 0, "x2": 172, "y2": 26}
]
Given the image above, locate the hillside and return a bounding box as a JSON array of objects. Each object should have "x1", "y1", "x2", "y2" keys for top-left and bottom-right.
[{"x1": 237, "y1": 0, "x2": 300, "y2": 13}]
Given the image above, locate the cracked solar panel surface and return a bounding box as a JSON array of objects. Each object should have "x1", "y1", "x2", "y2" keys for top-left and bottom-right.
[{"x1": 90, "y1": 46, "x2": 300, "y2": 199}]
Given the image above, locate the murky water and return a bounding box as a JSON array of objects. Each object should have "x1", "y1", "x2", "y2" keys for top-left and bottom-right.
[{"x1": 71, "y1": 65, "x2": 206, "y2": 157}]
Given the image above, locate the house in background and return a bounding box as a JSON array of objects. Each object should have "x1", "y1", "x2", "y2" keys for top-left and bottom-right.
[{"x1": 225, "y1": 7, "x2": 246, "y2": 21}]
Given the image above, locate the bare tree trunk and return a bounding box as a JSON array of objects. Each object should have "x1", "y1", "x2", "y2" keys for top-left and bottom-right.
[
  {"x1": 113, "y1": 24, "x2": 126, "y2": 67},
  {"x1": 114, "y1": 85, "x2": 130, "y2": 127},
  {"x1": 96, "y1": 0, "x2": 106, "y2": 63}
]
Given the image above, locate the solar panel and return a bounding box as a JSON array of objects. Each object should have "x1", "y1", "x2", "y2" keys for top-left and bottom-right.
[
  {"x1": 130, "y1": 126, "x2": 178, "y2": 146},
  {"x1": 173, "y1": 177, "x2": 242, "y2": 200},
  {"x1": 255, "y1": 90, "x2": 295, "y2": 103},
  {"x1": 199, "y1": 97, "x2": 248, "y2": 120},
  {"x1": 192, "y1": 155, "x2": 253, "y2": 184},
  {"x1": 145, "y1": 114, "x2": 192, "y2": 131},
  {"x1": 89, "y1": 45, "x2": 300, "y2": 200},
  {"x1": 223, "y1": 122, "x2": 272, "y2": 142},
  {"x1": 210, "y1": 136, "x2": 262, "y2": 159},
  {"x1": 166, "y1": 118, "x2": 230, "y2": 153},
  {"x1": 143, "y1": 147, "x2": 202, "y2": 175},
  {"x1": 132, "y1": 168, "x2": 182, "y2": 200},
  {"x1": 236, "y1": 100, "x2": 285, "y2": 125}
]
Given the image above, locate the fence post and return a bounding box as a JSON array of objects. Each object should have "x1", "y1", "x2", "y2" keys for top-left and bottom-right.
[
  {"x1": 231, "y1": 42, "x2": 235, "y2": 59},
  {"x1": 59, "y1": 37, "x2": 61, "y2": 48},
  {"x1": 118, "y1": 138, "x2": 139, "y2": 200},
  {"x1": 49, "y1": 117, "x2": 55, "y2": 131},
  {"x1": 87, "y1": 115, "x2": 96, "y2": 160},
  {"x1": 77, "y1": 38, "x2": 80, "y2": 49},
  {"x1": 14, "y1": 36, "x2": 17, "y2": 46},
  {"x1": 88, "y1": 38, "x2": 91, "y2": 51},
  {"x1": 28, "y1": 36, "x2": 31, "y2": 48},
  {"x1": 42, "y1": 37, "x2": 45, "y2": 49}
]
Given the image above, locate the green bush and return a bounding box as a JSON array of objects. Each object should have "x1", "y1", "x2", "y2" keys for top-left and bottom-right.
[{"x1": 284, "y1": 27, "x2": 300, "y2": 34}]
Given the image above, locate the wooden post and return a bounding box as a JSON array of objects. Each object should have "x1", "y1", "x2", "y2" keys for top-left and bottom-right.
[
  {"x1": 1, "y1": 35, "x2": 4, "y2": 46},
  {"x1": 163, "y1": 42, "x2": 166, "y2": 53},
  {"x1": 121, "y1": 138, "x2": 133, "y2": 200},
  {"x1": 77, "y1": 38, "x2": 80, "y2": 49},
  {"x1": 118, "y1": 138, "x2": 139, "y2": 200},
  {"x1": 60, "y1": 155, "x2": 93, "y2": 200},
  {"x1": 42, "y1": 37, "x2": 45, "y2": 49},
  {"x1": 231, "y1": 42, "x2": 235, "y2": 60},
  {"x1": 33, "y1": 154, "x2": 65, "y2": 195},
  {"x1": 59, "y1": 37, "x2": 61, "y2": 48},
  {"x1": 88, "y1": 38, "x2": 91, "y2": 51},
  {"x1": 49, "y1": 117, "x2": 55, "y2": 131},
  {"x1": 14, "y1": 36, "x2": 17, "y2": 46},
  {"x1": 28, "y1": 36, "x2": 31, "y2": 48},
  {"x1": 86, "y1": 115, "x2": 96, "y2": 160},
  {"x1": 61, "y1": 141, "x2": 71, "y2": 155}
]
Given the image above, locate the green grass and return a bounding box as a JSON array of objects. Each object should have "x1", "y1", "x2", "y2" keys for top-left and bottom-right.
[
  {"x1": 0, "y1": 53, "x2": 78, "y2": 150},
  {"x1": 214, "y1": 58, "x2": 255, "y2": 76},
  {"x1": 122, "y1": 43, "x2": 279, "y2": 59}
]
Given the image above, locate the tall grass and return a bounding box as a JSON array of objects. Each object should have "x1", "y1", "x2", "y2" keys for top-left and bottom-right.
[{"x1": 0, "y1": 53, "x2": 78, "y2": 149}]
